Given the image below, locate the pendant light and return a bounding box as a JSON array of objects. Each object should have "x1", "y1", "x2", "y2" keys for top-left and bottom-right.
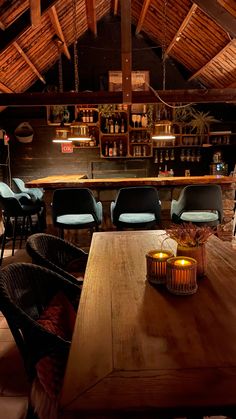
[
  {"x1": 52, "y1": 37, "x2": 71, "y2": 143},
  {"x1": 67, "y1": 0, "x2": 91, "y2": 143},
  {"x1": 152, "y1": 0, "x2": 175, "y2": 143}
]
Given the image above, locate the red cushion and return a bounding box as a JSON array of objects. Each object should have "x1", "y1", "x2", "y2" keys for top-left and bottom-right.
[{"x1": 36, "y1": 292, "x2": 76, "y2": 399}]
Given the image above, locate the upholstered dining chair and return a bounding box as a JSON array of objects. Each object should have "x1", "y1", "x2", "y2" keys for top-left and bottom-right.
[
  {"x1": 52, "y1": 188, "x2": 103, "y2": 239},
  {"x1": 171, "y1": 184, "x2": 223, "y2": 227},
  {"x1": 0, "y1": 262, "x2": 81, "y2": 419},
  {"x1": 12, "y1": 177, "x2": 44, "y2": 201},
  {"x1": 0, "y1": 182, "x2": 43, "y2": 263},
  {"x1": 110, "y1": 186, "x2": 161, "y2": 229},
  {"x1": 26, "y1": 233, "x2": 88, "y2": 287}
]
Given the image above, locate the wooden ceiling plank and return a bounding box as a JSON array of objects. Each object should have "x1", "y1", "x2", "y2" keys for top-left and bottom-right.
[
  {"x1": 121, "y1": 0, "x2": 132, "y2": 104},
  {"x1": 30, "y1": 0, "x2": 41, "y2": 27},
  {"x1": 191, "y1": 0, "x2": 236, "y2": 37},
  {"x1": 48, "y1": 6, "x2": 71, "y2": 59},
  {"x1": 135, "y1": 0, "x2": 151, "y2": 35},
  {"x1": 188, "y1": 38, "x2": 236, "y2": 81},
  {"x1": 114, "y1": 0, "x2": 119, "y2": 16},
  {"x1": 164, "y1": 4, "x2": 198, "y2": 58},
  {"x1": 0, "y1": 89, "x2": 235, "y2": 105},
  {"x1": 0, "y1": 81, "x2": 14, "y2": 93},
  {"x1": 13, "y1": 41, "x2": 46, "y2": 84},
  {"x1": 85, "y1": 0, "x2": 97, "y2": 36}
]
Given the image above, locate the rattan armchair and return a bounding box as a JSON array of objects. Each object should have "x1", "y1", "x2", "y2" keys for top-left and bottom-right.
[{"x1": 26, "y1": 233, "x2": 88, "y2": 286}]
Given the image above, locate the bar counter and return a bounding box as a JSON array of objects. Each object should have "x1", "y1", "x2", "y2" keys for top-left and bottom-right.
[{"x1": 26, "y1": 175, "x2": 235, "y2": 235}]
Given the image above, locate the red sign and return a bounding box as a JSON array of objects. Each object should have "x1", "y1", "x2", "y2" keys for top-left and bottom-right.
[{"x1": 61, "y1": 142, "x2": 73, "y2": 153}]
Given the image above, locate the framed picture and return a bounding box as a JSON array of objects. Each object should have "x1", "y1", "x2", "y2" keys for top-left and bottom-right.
[{"x1": 108, "y1": 71, "x2": 149, "y2": 92}]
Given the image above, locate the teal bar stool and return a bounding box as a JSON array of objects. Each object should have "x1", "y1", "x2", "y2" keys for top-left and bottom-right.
[{"x1": 171, "y1": 184, "x2": 223, "y2": 227}]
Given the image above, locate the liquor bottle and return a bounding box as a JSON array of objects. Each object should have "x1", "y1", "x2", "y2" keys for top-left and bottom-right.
[
  {"x1": 160, "y1": 150, "x2": 163, "y2": 163},
  {"x1": 105, "y1": 141, "x2": 109, "y2": 157},
  {"x1": 119, "y1": 141, "x2": 123, "y2": 156},
  {"x1": 108, "y1": 142, "x2": 113, "y2": 157},
  {"x1": 89, "y1": 110, "x2": 93, "y2": 123},
  {"x1": 114, "y1": 119, "x2": 119, "y2": 133},
  {"x1": 104, "y1": 118, "x2": 109, "y2": 133},
  {"x1": 120, "y1": 118, "x2": 125, "y2": 133},
  {"x1": 113, "y1": 141, "x2": 117, "y2": 157},
  {"x1": 109, "y1": 118, "x2": 114, "y2": 134},
  {"x1": 82, "y1": 110, "x2": 86, "y2": 122}
]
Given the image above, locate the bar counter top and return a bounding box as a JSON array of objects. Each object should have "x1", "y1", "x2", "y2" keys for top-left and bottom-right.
[{"x1": 26, "y1": 174, "x2": 235, "y2": 189}]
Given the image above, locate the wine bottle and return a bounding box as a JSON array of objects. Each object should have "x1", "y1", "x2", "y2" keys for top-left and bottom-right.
[{"x1": 120, "y1": 118, "x2": 125, "y2": 133}]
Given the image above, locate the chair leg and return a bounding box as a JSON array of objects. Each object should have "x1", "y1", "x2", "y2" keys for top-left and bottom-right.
[
  {"x1": 19, "y1": 216, "x2": 26, "y2": 249},
  {"x1": 0, "y1": 216, "x2": 9, "y2": 265},
  {"x1": 12, "y1": 216, "x2": 17, "y2": 256}
]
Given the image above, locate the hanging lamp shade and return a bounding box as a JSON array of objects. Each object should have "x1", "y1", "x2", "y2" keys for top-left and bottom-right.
[
  {"x1": 68, "y1": 123, "x2": 91, "y2": 142},
  {"x1": 152, "y1": 120, "x2": 175, "y2": 142},
  {"x1": 52, "y1": 124, "x2": 71, "y2": 143}
]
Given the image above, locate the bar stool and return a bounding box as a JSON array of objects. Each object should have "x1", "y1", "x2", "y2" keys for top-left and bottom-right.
[
  {"x1": 171, "y1": 184, "x2": 223, "y2": 227},
  {"x1": 0, "y1": 182, "x2": 43, "y2": 263},
  {"x1": 52, "y1": 188, "x2": 103, "y2": 239},
  {"x1": 110, "y1": 186, "x2": 161, "y2": 230}
]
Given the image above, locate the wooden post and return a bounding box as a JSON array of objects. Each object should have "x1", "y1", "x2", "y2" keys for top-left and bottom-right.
[{"x1": 121, "y1": 0, "x2": 132, "y2": 104}]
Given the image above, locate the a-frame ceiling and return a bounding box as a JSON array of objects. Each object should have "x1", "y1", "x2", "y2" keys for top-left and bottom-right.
[{"x1": 0, "y1": 0, "x2": 236, "y2": 104}]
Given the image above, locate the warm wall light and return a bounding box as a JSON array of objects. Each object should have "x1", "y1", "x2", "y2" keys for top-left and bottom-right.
[
  {"x1": 52, "y1": 124, "x2": 71, "y2": 143},
  {"x1": 166, "y1": 256, "x2": 198, "y2": 295},
  {"x1": 68, "y1": 123, "x2": 91, "y2": 142},
  {"x1": 146, "y1": 249, "x2": 174, "y2": 284}
]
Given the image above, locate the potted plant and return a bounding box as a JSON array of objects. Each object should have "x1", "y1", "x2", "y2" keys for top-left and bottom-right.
[
  {"x1": 166, "y1": 223, "x2": 214, "y2": 277},
  {"x1": 188, "y1": 109, "x2": 219, "y2": 143}
]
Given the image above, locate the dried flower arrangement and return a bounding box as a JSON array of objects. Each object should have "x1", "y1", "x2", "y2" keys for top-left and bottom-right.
[{"x1": 166, "y1": 223, "x2": 214, "y2": 247}]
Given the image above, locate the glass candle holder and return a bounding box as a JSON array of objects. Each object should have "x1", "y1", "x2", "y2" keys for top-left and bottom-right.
[
  {"x1": 166, "y1": 257, "x2": 198, "y2": 295},
  {"x1": 146, "y1": 249, "x2": 174, "y2": 284}
]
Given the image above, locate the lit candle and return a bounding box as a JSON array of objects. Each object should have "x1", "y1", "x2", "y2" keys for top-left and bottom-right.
[
  {"x1": 146, "y1": 249, "x2": 174, "y2": 285},
  {"x1": 166, "y1": 257, "x2": 197, "y2": 295}
]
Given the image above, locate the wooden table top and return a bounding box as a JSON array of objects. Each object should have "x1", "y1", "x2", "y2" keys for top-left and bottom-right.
[
  {"x1": 26, "y1": 175, "x2": 234, "y2": 189},
  {"x1": 60, "y1": 231, "x2": 236, "y2": 418}
]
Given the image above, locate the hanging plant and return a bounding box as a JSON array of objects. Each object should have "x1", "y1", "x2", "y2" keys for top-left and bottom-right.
[{"x1": 188, "y1": 109, "x2": 219, "y2": 138}]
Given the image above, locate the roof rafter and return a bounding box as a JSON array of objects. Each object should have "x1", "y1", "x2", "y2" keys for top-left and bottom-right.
[
  {"x1": 114, "y1": 0, "x2": 119, "y2": 16},
  {"x1": 30, "y1": 0, "x2": 41, "y2": 27},
  {"x1": 13, "y1": 41, "x2": 46, "y2": 84},
  {"x1": 188, "y1": 38, "x2": 236, "y2": 81},
  {"x1": 217, "y1": 0, "x2": 236, "y2": 17},
  {"x1": 85, "y1": 0, "x2": 97, "y2": 36},
  {"x1": 48, "y1": 6, "x2": 71, "y2": 59},
  {"x1": 164, "y1": 4, "x2": 198, "y2": 58},
  {"x1": 0, "y1": 21, "x2": 5, "y2": 30},
  {"x1": 191, "y1": 0, "x2": 236, "y2": 37},
  {"x1": 135, "y1": 0, "x2": 151, "y2": 35},
  {"x1": 0, "y1": 0, "x2": 58, "y2": 54}
]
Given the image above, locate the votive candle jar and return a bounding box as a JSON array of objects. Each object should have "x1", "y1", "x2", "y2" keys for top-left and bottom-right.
[
  {"x1": 166, "y1": 256, "x2": 198, "y2": 295},
  {"x1": 146, "y1": 249, "x2": 174, "y2": 284}
]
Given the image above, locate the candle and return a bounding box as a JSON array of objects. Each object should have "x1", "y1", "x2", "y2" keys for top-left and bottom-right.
[
  {"x1": 146, "y1": 249, "x2": 174, "y2": 284},
  {"x1": 166, "y1": 257, "x2": 197, "y2": 295}
]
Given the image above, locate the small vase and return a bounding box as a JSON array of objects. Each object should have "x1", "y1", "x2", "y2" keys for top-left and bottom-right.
[{"x1": 176, "y1": 244, "x2": 206, "y2": 278}]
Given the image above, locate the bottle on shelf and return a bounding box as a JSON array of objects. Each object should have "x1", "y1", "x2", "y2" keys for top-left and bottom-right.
[
  {"x1": 121, "y1": 118, "x2": 125, "y2": 133},
  {"x1": 114, "y1": 119, "x2": 119, "y2": 134},
  {"x1": 119, "y1": 140, "x2": 123, "y2": 156},
  {"x1": 141, "y1": 105, "x2": 148, "y2": 128},
  {"x1": 154, "y1": 150, "x2": 158, "y2": 164},
  {"x1": 108, "y1": 142, "x2": 113, "y2": 157},
  {"x1": 105, "y1": 141, "x2": 109, "y2": 157},
  {"x1": 89, "y1": 110, "x2": 93, "y2": 123},
  {"x1": 170, "y1": 149, "x2": 175, "y2": 160},
  {"x1": 109, "y1": 118, "x2": 114, "y2": 134},
  {"x1": 113, "y1": 140, "x2": 117, "y2": 157}
]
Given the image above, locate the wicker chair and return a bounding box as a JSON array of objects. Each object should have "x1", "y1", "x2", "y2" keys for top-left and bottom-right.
[
  {"x1": 26, "y1": 233, "x2": 88, "y2": 286},
  {"x1": 0, "y1": 262, "x2": 81, "y2": 418}
]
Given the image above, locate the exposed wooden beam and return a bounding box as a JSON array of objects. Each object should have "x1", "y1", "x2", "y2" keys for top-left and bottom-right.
[
  {"x1": 164, "y1": 4, "x2": 198, "y2": 58},
  {"x1": 191, "y1": 0, "x2": 236, "y2": 37},
  {"x1": 135, "y1": 0, "x2": 151, "y2": 35},
  {"x1": 0, "y1": 0, "x2": 58, "y2": 54},
  {"x1": 48, "y1": 6, "x2": 71, "y2": 59},
  {"x1": 0, "y1": 89, "x2": 236, "y2": 106},
  {"x1": 121, "y1": 0, "x2": 132, "y2": 104},
  {"x1": 114, "y1": 0, "x2": 119, "y2": 15},
  {"x1": 13, "y1": 41, "x2": 46, "y2": 84},
  {"x1": 30, "y1": 0, "x2": 41, "y2": 27},
  {"x1": 0, "y1": 81, "x2": 14, "y2": 93},
  {"x1": 188, "y1": 38, "x2": 236, "y2": 81},
  {"x1": 217, "y1": 0, "x2": 236, "y2": 18},
  {"x1": 0, "y1": 20, "x2": 5, "y2": 30},
  {"x1": 85, "y1": 0, "x2": 97, "y2": 36}
]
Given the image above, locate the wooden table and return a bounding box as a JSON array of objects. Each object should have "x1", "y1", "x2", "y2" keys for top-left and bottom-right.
[{"x1": 59, "y1": 230, "x2": 236, "y2": 418}]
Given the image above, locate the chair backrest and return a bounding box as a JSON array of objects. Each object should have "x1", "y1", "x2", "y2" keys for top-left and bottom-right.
[
  {"x1": 26, "y1": 233, "x2": 88, "y2": 285},
  {"x1": 12, "y1": 178, "x2": 44, "y2": 200},
  {"x1": 0, "y1": 182, "x2": 15, "y2": 198},
  {"x1": 0, "y1": 262, "x2": 80, "y2": 378},
  {"x1": 177, "y1": 184, "x2": 223, "y2": 222},
  {"x1": 0, "y1": 182, "x2": 23, "y2": 215},
  {"x1": 112, "y1": 186, "x2": 161, "y2": 223},
  {"x1": 52, "y1": 188, "x2": 100, "y2": 224}
]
